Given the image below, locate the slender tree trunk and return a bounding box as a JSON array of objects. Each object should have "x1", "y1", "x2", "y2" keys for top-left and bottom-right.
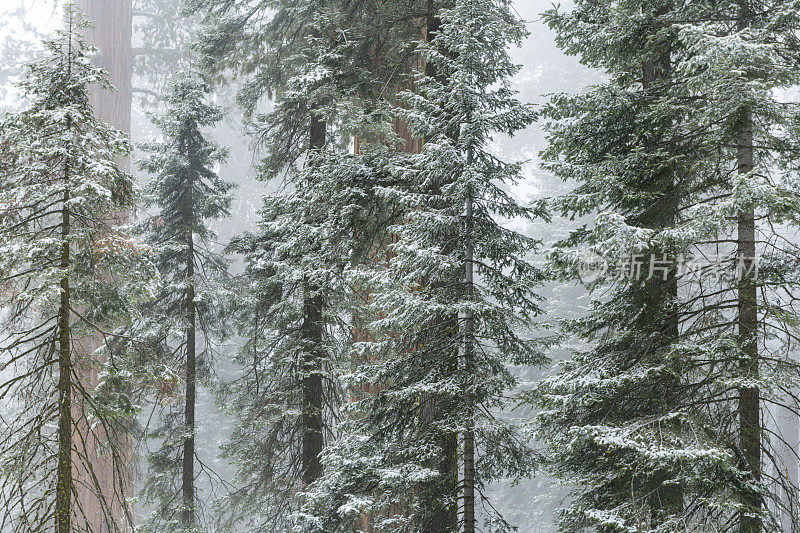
[
  {"x1": 182, "y1": 212, "x2": 197, "y2": 527},
  {"x1": 301, "y1": 287, "x2": 325, "y2": 485},
  {"x1": 737, "y1": 108, "x2": 761, "y2": 533},
  {"x1": 736, "y1": 5, "x2": 760, "y2": 532},
  {"x1": 56, "y1": 33, "x2": 74, "y2": 531},
  {"x1": 462, "y1": 146, "x2": 476, "y2": 533},
  {"x1": 301, "y1": 115, "x2": 326, "y2": 486},
  {"x1": 56, "y1": 178, "x2": 72, "y2": 533}
]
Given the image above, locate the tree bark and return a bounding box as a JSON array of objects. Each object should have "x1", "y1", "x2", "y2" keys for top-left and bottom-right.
[
  {"x1": 737, "y1": 108, "x2": 761, "y2": 533},
  {"x1": 56, "y1": 170, "x2": 73, "y2": 533},
  {"x1": 301, "y1": 115, "x2": 327, "y2": 486},
  {"x1": 77, "y1": 0, "x2": 132, "y2": 144},
  {"x1": 462, "y1": 145, "x2": 476, "y2": 533},
  {"x1": 736, "y1": 4, "x2": 760, "y2": 532},
  {"x1": 55, "y1": 31, "x2": 75, "y2": 531},
  {"x1": 182, "y1": 195, "x2": 197, "y2": 527},
  {"x1": 74, "y1": 2, "x2": 134, "y2": 530}
]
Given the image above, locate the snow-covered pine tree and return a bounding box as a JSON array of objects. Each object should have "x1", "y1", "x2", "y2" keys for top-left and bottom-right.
[
  {"x1": 185, "y1": 0, "x2": 422, "y2": 529},
  {"x1": 0, "y1": 7, "x2": 151, "y2": 532},
  {"x1": 191, "y1": 3, "x2": 348, "y2": 517},
  {"x1": 537, "y1": 0, "x2": 800, "y2": 530},
  {"x1": 134, "y1": 73, "x2": 233, "y2": 532},
  {"x1": 222, "y1": 145, "x2": 396, "y2": 531},
  {"x1": 298, "y1": 1, "x2": 544, "y2": 531}
]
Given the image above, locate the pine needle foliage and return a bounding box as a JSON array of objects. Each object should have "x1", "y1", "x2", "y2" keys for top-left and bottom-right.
[
  {"x1": 0, "y1": 6, "x2": 151, "y2": 532},
  {"x1": 536, "y1": 1, "x2": 800, "y2": 531}
]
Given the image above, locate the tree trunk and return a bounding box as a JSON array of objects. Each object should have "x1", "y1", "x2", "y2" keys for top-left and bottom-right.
[
  {"x1": 736, "y1": 5, "x2": 760, "y2": 532},
  {"x1": 301, "y1": 115, "x2": 327, "y2": 486},
  {"x1": 182, "y1": 209, "x2": 197, "y2": 527},
  {"x1": 737, "y1": 108, "x2": 761, "y2": 533},
  {"x1": 56, "y1": 174, "x2": 72, "y2": 533},
  {"x1": 74, "y1": 2, "x2": 134, "y2": 530},
  {"x1": 77, "y1": 0, "x2": 132, "y2": 145},
  {"x1": 462, "y1": 146, "x2": 476, "y2": 533}
]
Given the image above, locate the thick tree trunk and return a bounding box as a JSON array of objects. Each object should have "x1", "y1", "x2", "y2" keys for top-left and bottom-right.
[
  {"x1": 74, "y1": 2, "x2": 134, "y2": 531},
  {"x1": 182, "y1": 216, "x2": 197, "y2": 527},
  {"x1": 301, "y1": 115, "x2": 327, "y2": 486},
  {"x1": 77, "y1": 0, "x2": 132, "y2": 142},
  {"x1": 56, "y1": 180, "x2": 72, "y2": 533}
]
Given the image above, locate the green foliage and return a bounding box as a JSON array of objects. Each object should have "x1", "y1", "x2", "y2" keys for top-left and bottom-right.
[
  {"x1": 217, "y1": 147, "x2": 393, "y2": 531},
  {"x1": 133, "y1": 72, "x2": 234, "y2": 532},
  {"x1": 188, "y1": 0, "x2": 424, "y2": 178},
  {"x1": 536, "y1": 0, "x2": 800, "y2": 531},
  {"x1": 298, "y1": 1, "x2": 547, "y2": 531},
  {"x1": 0, "y1": 7, "x2": 152, "y2": 531}
]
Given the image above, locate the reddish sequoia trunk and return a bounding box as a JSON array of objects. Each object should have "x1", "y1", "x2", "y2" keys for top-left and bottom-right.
[
  {"x1": 78, "y1": 0, "x2": 133, "y2": 141},
  {"x1": 74, "y1": 1, "x2": 133, "y2": 531}
]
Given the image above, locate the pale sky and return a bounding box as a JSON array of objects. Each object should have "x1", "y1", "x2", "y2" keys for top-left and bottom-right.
[
  {"x1": 1, "y1": 0, "x2": 60, "y2": 40},
  {"x1": 0, "y1": 1, "x2": 69, "y2": 106}
]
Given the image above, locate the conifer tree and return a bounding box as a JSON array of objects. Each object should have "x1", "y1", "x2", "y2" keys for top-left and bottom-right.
[
  {"x1": 299, "y1": 1, "x2": 544, "y2": 531},
  {"x1": 186, "y1": 0, "x2": 422, "y2": 529},
  {"x1": 221, "y1": 146, "x2": 395, "y2": 531},
  {"x1": 191, "y1": 3, "x2": 355, "y2": 515},
  {"x1": 0, "y1": 7, "x2": 151, "y2": 532},
  {"x1": 537, "y1": 0, "x2": 800, "y2": 531},
  {"x1": 134, "y1": 73, "x2": 233, "y2": 532}
]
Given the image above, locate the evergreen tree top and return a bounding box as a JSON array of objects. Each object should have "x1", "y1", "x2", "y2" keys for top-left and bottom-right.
[
  {"x1": 139, "y1": 72, "x2": 233, "y2": 243},
  {"x1": 400, "y1": 0, "x2": 534, "y2": 154},
  {"x1": 0, "y1": 12, "x2": 152, "y2": 529},
  {"x1": 188, "y1": 0, "x2": 426, "y2": 178},
  {"x1": 19, "y1": 6, "x2": 110, "y2": 105},
  {"x1": 0, "y1": 5, "x2": 133, "y2": 219}
]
